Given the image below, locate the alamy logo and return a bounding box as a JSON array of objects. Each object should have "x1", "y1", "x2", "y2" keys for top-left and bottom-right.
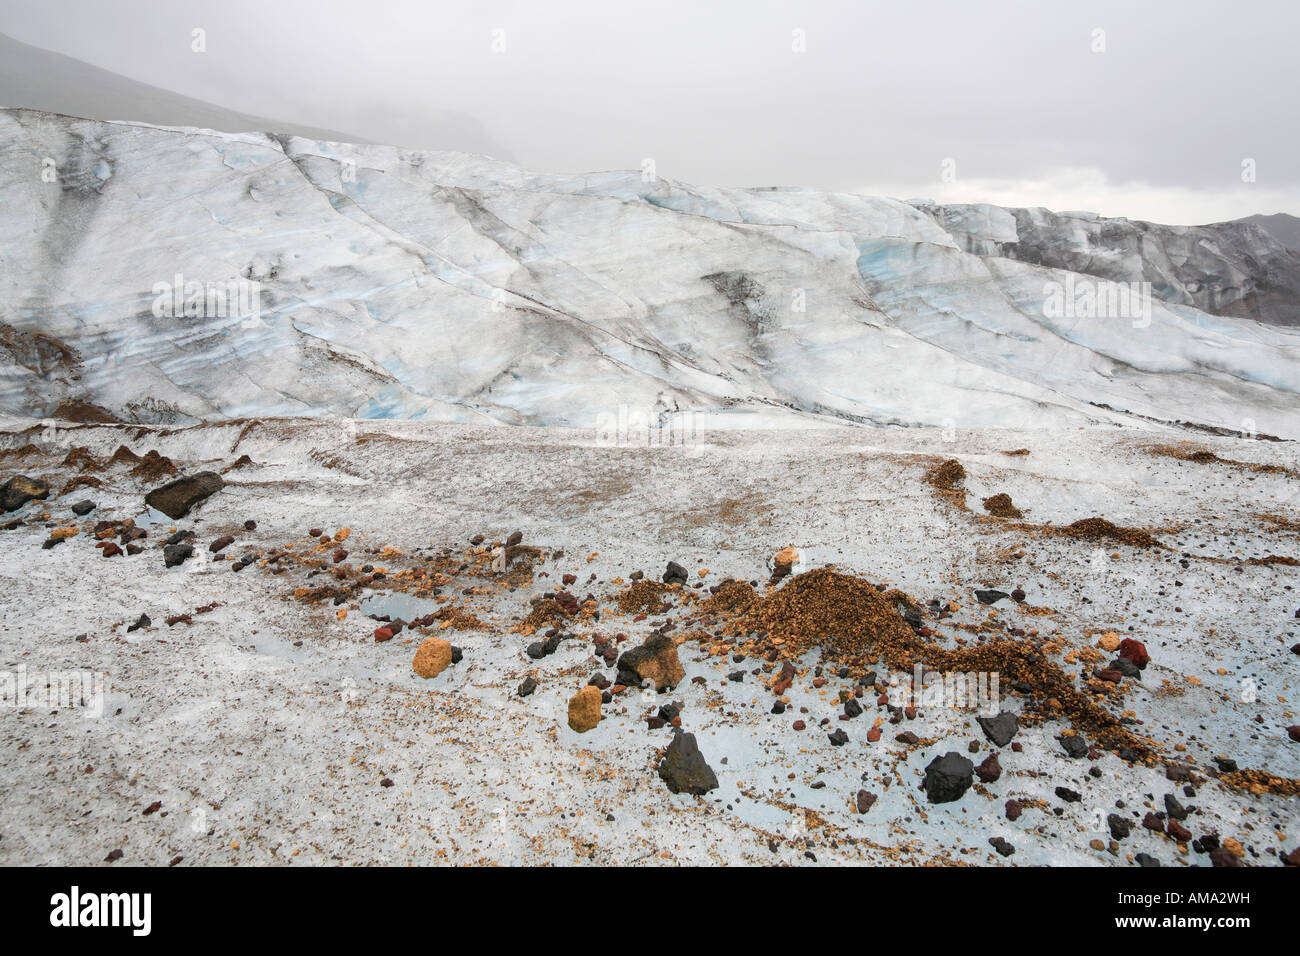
[
  {"x1": 595, "y1": 405, "x2": 700, "y2": 447},
  {"x1": 151, "y1": 273, "x2": 264, "y2": 328},
  {"x1": 1, "y1": 665, "x2": 104, "y2": 718},
  {"x1": 1042, "y1": 276, "x2": 1153, "y2": 328},
  {"x1": 50, "y1": 886, "x2": 151, "y2": 936}
]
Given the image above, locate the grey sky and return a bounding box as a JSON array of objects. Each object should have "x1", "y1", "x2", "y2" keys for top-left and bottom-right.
[{"x1": 2, "y1": 0, "x2": 1296, "y2": 224}]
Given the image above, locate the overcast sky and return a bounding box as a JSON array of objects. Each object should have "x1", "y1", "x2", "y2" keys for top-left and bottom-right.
[{"x1": 2, "y1": 0, "x2": 1296, "y2": 224}]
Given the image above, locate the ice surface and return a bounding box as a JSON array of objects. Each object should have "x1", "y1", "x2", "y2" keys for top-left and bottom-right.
[{"x1": 1, "y1": 109, "x2": 1297, "y2": 437}]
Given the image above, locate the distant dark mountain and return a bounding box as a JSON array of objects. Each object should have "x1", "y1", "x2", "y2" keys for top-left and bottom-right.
[
  {"x1": 0, "y1": 31, "x2": 369, "y2": 143},
  {"x1": 1232, "y1": 213, "x2": 1300, "y2": 253}
]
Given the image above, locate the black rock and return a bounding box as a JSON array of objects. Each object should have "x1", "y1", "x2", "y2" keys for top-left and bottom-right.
[
  {"x1": 164, "y1": 529, "x2": 195, "y2": 546},
  {"x1": 1163, "y1": 793, "x2": 1188, "y2": 820},
  {"x1": 658, "y1": 703, "x2": 680, "y2": 722},
  {"x1": 1059, "y1": 735, "x2": 1088, "y2": 759},
  {"x1": 921, "y1": 752, "x2": 975, "y2": 803},
  {"x1": 126, "y1": 613, "x2": 150, "y2": 633},
  {"x1": 1055, "y1": 786, "x2": 1082, "y2": 803},
  {"x1": 727, "y1": 670, "x2": 744, "y2": 682},
  {"x1": 663, "y1": 561, "x2": 689, "y2": 586},
  {"x1": 828, "y1": 728, "x2": 849, "y2": 746},
  {"x1": 1135, "y1": 853, "x2": 1161, "y2": 868},
  {"x1": 1110, "y1": 657, "x2": 1142, "y2": 679},
  {"x1": 145, "y1": 471, "x2": 224, "y2": 520},
  {"x1": 844, "y1": 697, "x2": 863, "y2": 719},
  {"x1": 525, "y1": 641, "x2": 546, "y2": 660},
  {"x1": 163, "y1": 543, "x2": 195, "y2": 568},
  {"x1": 505, "y1": 531, "x2": 523, "y2": 547},
  {"x1": 902, "y1": 608, "x2": 923, "y2": 628},
  {"x1": 1107, "y1": 813, "x2": 1131, "y2": 840},
  {"x1": 450, "y1": 646, "x2": 463, "y2": 664},
  {"x1": 977, "y1": 711, "x2": 1019, "y2": 747},
  {"x1": 989, "y1": 836, "x2": 1015, "y2": 857},
  {"x1": 975, "y1": 589, "x2": 1010, "y2": 605},
  {"x1": 517, "y1": 676, "x2": 538, "y2": 697},
  {"x1": 1213, "y1": 756, "x2": 1238, "y2": 773},
  {"x1": 657, "y1": 732, "x2": 719, "y2": 795},
  {"x1": 71, "y1": 500, "x2": 96, "y2": 516},
  {"x1": 771, "y1": 701, "x2": 786, "y2": 714},
  {"x1": 1193, "y1": 834, "x2": 1219, "y2": 854},
  {"x1": 542, "y1": 635, "x2": 561, "y2": 655}
]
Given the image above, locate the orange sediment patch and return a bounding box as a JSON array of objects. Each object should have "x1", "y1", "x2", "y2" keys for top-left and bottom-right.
[
  {"x1": 981, "y1": 493, "x2": 1023, "y2": 518},
  {"x1": 719, "y1": 568, "x2": 1153, "y2": 756}
]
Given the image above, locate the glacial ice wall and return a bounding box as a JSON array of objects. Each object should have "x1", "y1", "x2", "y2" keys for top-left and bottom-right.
[{"x1": 1, "y1": 108, "x2": 1298, "y2": 436}]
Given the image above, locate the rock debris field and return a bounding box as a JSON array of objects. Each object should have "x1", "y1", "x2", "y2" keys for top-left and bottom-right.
[{"x1": 0, "y1": 417, "x2": 1297, "y2": 866}]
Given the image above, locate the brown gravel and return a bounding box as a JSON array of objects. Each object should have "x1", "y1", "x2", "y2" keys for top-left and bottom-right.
[
  {"x1": 725, "y1": 567, "x2": 1152, "y2": 756},
  {"x1": 981, "y1": 493, "x2": 1023, "y2": 518},
  {"x1": 1010, "y1": 516, "x2": 1163, "y2": 549},
  {"x1": 615, "y1": 579, "x2": 672, "y2": 615}
]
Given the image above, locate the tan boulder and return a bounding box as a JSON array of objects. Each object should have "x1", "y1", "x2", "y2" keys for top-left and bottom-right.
[
  {"x1": 412, "y1": 637, "x2": 453, "y2": 679},
  {"x1": 615, "y1": 635, "x2": 685, "y2": 692},
  {"x1": 567, "y1": 685, "x2": 602, "y2": 732}
]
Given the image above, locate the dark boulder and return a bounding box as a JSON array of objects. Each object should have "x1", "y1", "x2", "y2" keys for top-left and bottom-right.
[
  {"x1": 0, "y1": 475, "x2": 49, "y2": 512},
  {"x1": 662, "y1": 561, "x2": 689, "y2": 586},
  {"x1": 145, "y1": 472, "x2": 224, "y2": 520},
  {"x1": 657, "y1": 732, "x2": 719, "y2": 795},
  {"x1": 977, "y1": 711, "x2": 1019, "y2": 747},
  {"x1": 922, "y1": 751, "x2": 974, "y2": 803}
]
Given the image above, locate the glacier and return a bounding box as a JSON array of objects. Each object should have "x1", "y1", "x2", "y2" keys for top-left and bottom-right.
[{"x1": 1, "y1": 108, "x2": 1298, "y2": 436}]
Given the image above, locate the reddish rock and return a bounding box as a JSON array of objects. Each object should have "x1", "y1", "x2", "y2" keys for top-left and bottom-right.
[
  {"x1": 1143, "y1": 812, "x2": 1165, "y2": 832},
  {"x1": 792, "y1": 720, "x2": 806, "y2": 731},
  {"x1": 309, "y1": 528, "x2": 323, "y2": 537},
  {"x1": 1287, "y1": 725, "x2": 1300, "y2": 742},
  {"x1": 1005, "y1": 799, "x2": 1022, "y2": 821},
  {"x1": 1118, "y1": 638, "x2": 1150, "y2": 670},
  {"x1": 374, "y1": 627, "x2": 394, "y2": 643},
  {"x1": 210, "y1": 534, "x2": 235, "y2": 553},
  {"x1": 1209, "y1": 847, "x2": 1242, "y2": 868},
  {"x1": 562, "y1": 573, "x2": 577, "y2": 585},
  {"x1": 856, "y1": 790, "x2": 876, "y2": 814},
  {"x1": 333, "y1": 548, "x2": 348, "y2": 563},
  {"x1": 101, "y1": 542, "x2": 123, "y2": 558},
  {"x1": 1167, "y1": 819, "x2": 1193, "y2": 842},
  {"x1": 976, "y1": 752, "x2": 1002, "y2": 783},
  {"x1": 773, "y1": 661, "x2": 795, "y2": 696},
  {"x1": 867, "y1": 727, "x2": 882, "y2": 743},
  {"x1": 1098, "y1": 669, "x2": 1123, "y2": 683}
]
